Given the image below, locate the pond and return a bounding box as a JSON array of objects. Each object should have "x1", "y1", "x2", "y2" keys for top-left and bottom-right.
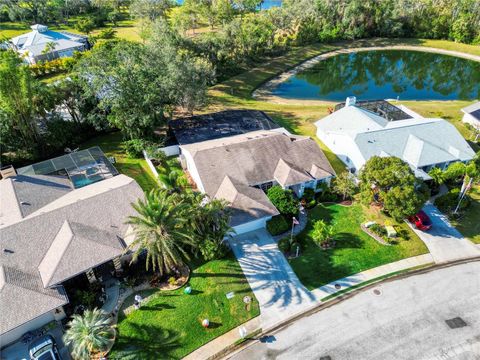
[{"x1": 270, "y1": 50, "x2": 480, "y2": 101}]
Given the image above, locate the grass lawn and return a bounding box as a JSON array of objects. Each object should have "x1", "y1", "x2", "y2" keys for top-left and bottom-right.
[
  {"x1": 110, "y1": 255, "x2": 259, "y2": 359},
  {"x1": 80, "y1": 131, "x2": 158, "y2": 191},
  {"x1": 289, "y1": 203, "x2": 428, "y2": 290},
  {"x1": 451, "y1": 185, "x2": 480, "y2": 244}
]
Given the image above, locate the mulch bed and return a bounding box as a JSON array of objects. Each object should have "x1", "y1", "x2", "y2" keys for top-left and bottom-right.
[{"x1": 149, "y1": 265, "x2": 190, "y2": 291}]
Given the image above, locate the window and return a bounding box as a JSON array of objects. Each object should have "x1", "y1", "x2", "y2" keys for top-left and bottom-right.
[{"x1": 257, "y1": 181, "x2": 274, "y2": 192}]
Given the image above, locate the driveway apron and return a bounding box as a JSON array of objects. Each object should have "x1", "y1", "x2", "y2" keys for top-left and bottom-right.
[{"x1": 228, "y1": 229, "x2": 317, "y2": 329}]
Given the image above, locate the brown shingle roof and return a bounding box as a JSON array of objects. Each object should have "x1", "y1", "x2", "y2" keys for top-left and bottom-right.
[{"x1": 182, "y1": 131, "x2": 335, "y2": 226}]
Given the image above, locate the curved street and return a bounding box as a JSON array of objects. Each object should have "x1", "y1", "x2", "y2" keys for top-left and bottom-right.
[{"x1": 229, "y1": 261, "x2": 480, "y2": 360}]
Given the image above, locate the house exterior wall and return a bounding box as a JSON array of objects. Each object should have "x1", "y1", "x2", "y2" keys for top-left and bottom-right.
[
  {"x1": 180, "y1": 148, "x2": 205, "y2": 192},
  {"x1": 316, "y1": 128, "x2": 365, "y2": 173},
  {"x1": 232, "y1": 216, "x2": 271, "y2": 235},
  {"x1": 0, "y1": 308, "x2": 65, "y2": 349},
  {"x1": 160, "y1": 144, "x2": 180, "y2": 157},
  {"x1": 462, "y1": 113, "x2": 480, "y2": 129}
]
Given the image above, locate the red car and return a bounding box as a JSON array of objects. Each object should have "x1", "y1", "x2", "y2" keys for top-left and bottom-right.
[{"x1": 408, "y1": 210, "x2": 432, "y2": 231}]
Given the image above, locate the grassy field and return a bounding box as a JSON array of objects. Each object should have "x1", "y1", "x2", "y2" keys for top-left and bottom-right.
[
  {"x1": 289, "y1": 203, "x2": 429, "y2": 290},
  {"x1": 80, "y1": 131, "x2": 158, "y2": 191},
  {"x1": 110, "y1": 256, "x2": 260, "y2": 359}
]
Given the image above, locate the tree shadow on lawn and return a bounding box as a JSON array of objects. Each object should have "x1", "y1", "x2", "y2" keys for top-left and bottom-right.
[
  {"x1": 112, "y1": 323, "x2": 181, "y2": 360},
  {"x1": 140, "y1": 303, "x2": 176, "y2": 311}
]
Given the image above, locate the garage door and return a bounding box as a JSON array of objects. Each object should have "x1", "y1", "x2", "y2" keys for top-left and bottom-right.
[{"x1": 232, "y1": 217, "x2": 270, "y2": 235}]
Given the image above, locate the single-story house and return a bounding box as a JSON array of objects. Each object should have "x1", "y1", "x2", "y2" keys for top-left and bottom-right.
[
  {"x1": 315, "y1": 98, "x2": 476, "y2": 179},
  {"x1": 8, "y1": 24, "x2": 89, "y2": 64},
  {"x1": 160, "y1": 110, "x2": 281, "y2": 156},
  {"x1": 0, "y1": 149, "x2": 143, "y2": 348},
  {"x1": 461, "y1": 102, "x2": 480, "y2": 130},
  {"x1": 181, "y1": 130, "x2": 336, "y2": 234}
]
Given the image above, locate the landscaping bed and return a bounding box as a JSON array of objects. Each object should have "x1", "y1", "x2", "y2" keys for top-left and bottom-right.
[
  {"x1": 288, "y1": 203, "x2": 428, "y2": 290},
  {"x1": 110, "y1": 255, "x2": 259, "y2": 359}
]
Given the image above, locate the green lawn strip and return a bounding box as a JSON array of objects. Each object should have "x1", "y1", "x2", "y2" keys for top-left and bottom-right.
[
  {"x1": 79, "y1": 131, "x2": 158, "y2": 191},
  {"x1": 320, "y1": 262, "x2": 435, "y2": 302},
  {"x1": 289, "y1": 203, "x2": 429, "y2": 290},
  {"x1": 110, "y1": 256, "x2": 260, "y2": 360},
  {"x1": 450, "y1": 185, "x2": 480, "y2": 244}
]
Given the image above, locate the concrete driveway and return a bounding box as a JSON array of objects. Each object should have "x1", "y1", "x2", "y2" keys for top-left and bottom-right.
[
  {"x1": 408, "y1": 203, "x2": 480, "y2": 263},
  {"x1": 231, "y1": 261, "x2": 480, "y2": 360},
  {"x1": 228, "y1": 229, "x2": 318, "y2": 329}
]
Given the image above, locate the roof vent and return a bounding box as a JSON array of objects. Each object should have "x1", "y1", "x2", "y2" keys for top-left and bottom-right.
[
  {"x1": 3, "y1": 248, "x2": 14, "y2": 254},
  {"x1": 20, "y1": 201, "x2": 31, "y2": 206},
  {"x1": 346, "y1": 96, "x2": 357, "y2": 107}
]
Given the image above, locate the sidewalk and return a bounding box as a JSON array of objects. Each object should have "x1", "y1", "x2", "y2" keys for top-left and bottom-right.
[
  {"x1": 183, "y1": 317, "x2": 261, "y2": 360},
  {"x1": 181, "y1": 253, "x2": 434, "y2": 359},
  {"x1": 311, "y1": 253, "x2": 434, "y2": 299}
]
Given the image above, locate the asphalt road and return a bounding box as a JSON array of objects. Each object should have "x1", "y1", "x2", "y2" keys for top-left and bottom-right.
[{"x1": 229, "y1": 261, "x2": 480, "y2": 360}]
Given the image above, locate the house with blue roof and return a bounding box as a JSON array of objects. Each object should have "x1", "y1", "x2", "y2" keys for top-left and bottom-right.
[{"x1": 8, "y1": 24, "x2": 89, "y2": 64}]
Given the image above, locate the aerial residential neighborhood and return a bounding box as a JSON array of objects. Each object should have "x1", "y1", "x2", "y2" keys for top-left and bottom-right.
[{"x1": 1, "y1": 1, "x2": 480, "y2": 360}]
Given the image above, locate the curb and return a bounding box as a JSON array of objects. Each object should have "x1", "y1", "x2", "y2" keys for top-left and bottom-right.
[{"x1": 215, "y1": 256, "x2": 480, "y2": 360}]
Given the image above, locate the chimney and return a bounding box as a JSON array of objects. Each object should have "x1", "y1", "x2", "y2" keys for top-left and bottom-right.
[
  {"x1": 345, "y1": 96, "x2": 357, "y2": 107},
  {"x1": 0, "y1": 165, "x2": 16, "y2": 179}
]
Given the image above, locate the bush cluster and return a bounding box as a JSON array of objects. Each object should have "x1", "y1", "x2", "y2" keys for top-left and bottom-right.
[
  {"x1": 434, "y1": 188, "x2": 471, "y2": 213},
  {"x1": 30, "y1": 57, "x2": 77, "y2": 77},
  {"x1": 267, "y1": 186, "x2": 299, "y2": 216},
  {"x1": 266, "y1": 215, "x2": 289, "y2": 236}
]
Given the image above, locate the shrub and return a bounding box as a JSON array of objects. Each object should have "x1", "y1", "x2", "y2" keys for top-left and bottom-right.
[
  {"x1": 123, "y1": 139, "x2": 147, "y2": 158},
  {"x1": 303, "y1": 188, "x2": 315, "y2": 202},
  {"x1": 278, "y1": 237, "x2": 291, "y2": 253},
  {"x1": 369, "y1": 223, "x2": 387, "y2": 238},
  {"x1": 267, "y1": 186, "x2": 299, "y2": 216},
  {"x1": 434, "y1": 188, "x2": 471, "y2": 213},
  {"x1": 266, "y1": 215, "x2": 289, "y2": 236}
]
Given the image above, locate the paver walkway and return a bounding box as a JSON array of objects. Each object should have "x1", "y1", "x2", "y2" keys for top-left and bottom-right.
[
  {"x1": 273, "y1": 205, "x2": 307, "y2": 242},
  {"x1": 408, "y1": 203, "x2": 480, "y2": 263}
]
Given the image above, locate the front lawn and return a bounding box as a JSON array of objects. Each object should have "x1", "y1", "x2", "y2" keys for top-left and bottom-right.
[
  {"x1": 451, "y1": 185, "x2": 480, "y2": 244},
  {"x1": 289, "y1": 203, "x2": 429, "y2": 290},
  {"x1": 80, "y1": 131, "x2": 158, "y2": 191},
  {"x1": 110, "y1": 256, "x2": 259, "y2": 359}
]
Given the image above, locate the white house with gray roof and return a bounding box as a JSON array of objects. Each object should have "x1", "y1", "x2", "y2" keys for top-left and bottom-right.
[
  {"x1": 315, "y1": 98, "x2": 476, "y2": 179},
  {"x1": 461, "y1": 101, "x2": 480, "y2": 130},
  {"x1": 0, "y1": 167, "x2": 143, "y2": 348},
  {"x1": 180, "y1": 130, "x2": 335, "y2": 234},
  {"x1": 8, "y1": 24, "x2": 88, "y2": 64}
]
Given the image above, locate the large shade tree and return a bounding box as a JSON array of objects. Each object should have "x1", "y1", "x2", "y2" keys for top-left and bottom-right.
[
  {"x1": 359, "y1": 156, "x2": 428, "y2": 220},
  {"x1": 63, "y1": 308, "x2": 115, "y2": 360},
  {"x1": 126, "y1": 189, "x2": 195, "y2": 274}
]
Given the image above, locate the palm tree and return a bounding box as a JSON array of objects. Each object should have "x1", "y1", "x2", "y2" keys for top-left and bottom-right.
[
  {"x1": 42, "y1": 41, "x2": 57, "y2": 61},
  {"x1": 63, "y1": 308, "x2": 115, "y2": 360},
  {"x1": 192, "y1": 197, "x2": 233, "y2": 260},
  {"x1": 428, "y1": 167, "x2": 445, "y2": 189},
  {"x1": 126, "y1": 189, "x2": 195, "y2": 274},
  {"x1": 311, "y1": 219, "x2": 335, "y2": 247}
]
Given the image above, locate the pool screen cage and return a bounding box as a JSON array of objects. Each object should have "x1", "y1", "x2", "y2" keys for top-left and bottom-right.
[
  {"x1": 334, "y1": 99, "x2": 413, "y2": 121},
  {"x1": 17, "y1": 147, "x2": 118, "y2": 188}
]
